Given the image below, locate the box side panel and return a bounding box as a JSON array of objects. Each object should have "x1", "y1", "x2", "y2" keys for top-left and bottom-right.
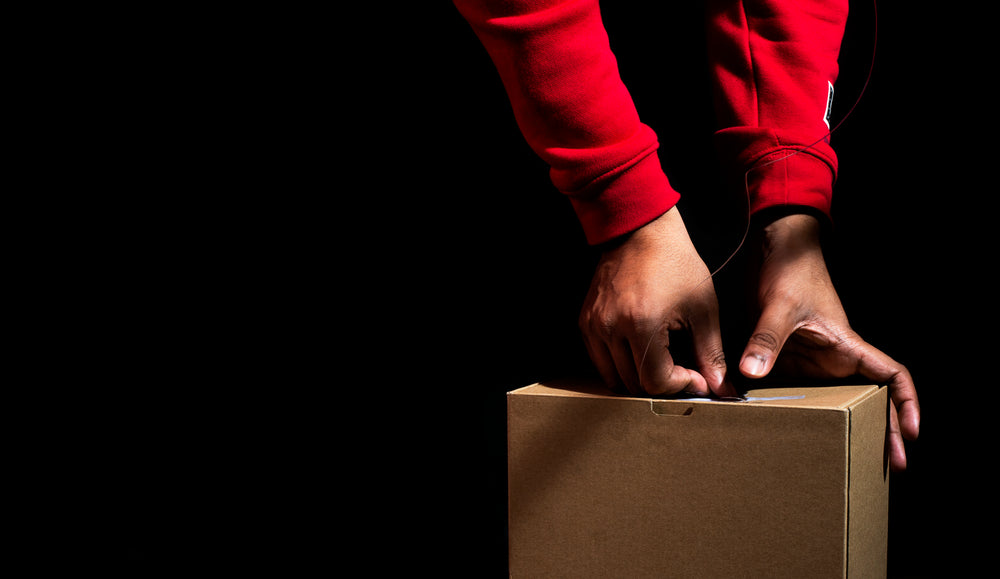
[
  {"x1": 847, "y1": 386, "x2": 890, "y2": 578},
  {"x1": 728, "y1": 407, "x2": 849, "y2": 578},
  {"x1": 508, "y1": 390, "x2": 852, "y2": 578},
  {"x1": 507, "y1": 391, "x2": 651, "y2": 577}
]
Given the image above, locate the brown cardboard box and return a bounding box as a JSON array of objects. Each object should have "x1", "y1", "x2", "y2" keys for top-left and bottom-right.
[{"x1": 507, "y1": 380, "x2": 889, "y2": 578}]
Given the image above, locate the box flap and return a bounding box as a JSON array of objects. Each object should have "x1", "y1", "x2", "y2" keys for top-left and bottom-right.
[{"x1": 743, "y1": 384, "x2": 881, "y2": 410}]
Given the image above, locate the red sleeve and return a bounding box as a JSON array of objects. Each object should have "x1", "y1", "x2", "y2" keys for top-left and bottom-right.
[
  {"x1": 453, "y1": 0, "x2": 680, "y2": 245},
  {"x1": 706, "y1": 0, "x2": 849, "y2": 220}
]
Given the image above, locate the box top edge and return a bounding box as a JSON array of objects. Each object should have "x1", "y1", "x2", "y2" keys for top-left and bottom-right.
[{"x1": 509, "y1": 380, "x2": 882, "y2": 410}]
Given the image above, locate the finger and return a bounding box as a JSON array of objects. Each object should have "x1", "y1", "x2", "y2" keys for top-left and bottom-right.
[
  {"x1": 632, "y1": 324, "x2": 709, "y2": 397},
  {"x1": 673, "y1": 365, "x2": 709, "y2": 397},
  {"x1": 740, "y1": 304, "x2": 795, "y2": 379},
  {"x1": 691, "y1": 309, "x2": 733, "y2": 397},
  {"x1": 851, "y1": 340, "x2": 921, "y2": 442},
  {"x1": 609, "y1": 337, "x2": 642, "y2": 396},
  {"x1": 581, "y1": 331, "x2": 623, "y2": 393},
  {"x1": 888, "y1": 401, "x2": 907, "y2": 472}
]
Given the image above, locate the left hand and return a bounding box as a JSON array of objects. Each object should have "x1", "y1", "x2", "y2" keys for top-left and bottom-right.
[{"x1": 739, "y1": 213, "x2": 920, "y2": 472}]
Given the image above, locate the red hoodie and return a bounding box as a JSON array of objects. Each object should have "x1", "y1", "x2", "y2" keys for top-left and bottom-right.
[{"x1": 454, "y1": 0, "x2": 848, "y2": 245}]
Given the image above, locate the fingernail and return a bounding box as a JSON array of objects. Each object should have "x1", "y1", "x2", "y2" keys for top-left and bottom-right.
[{"x1": 740, "y1": 354, "x2": 767, "y2": 377}]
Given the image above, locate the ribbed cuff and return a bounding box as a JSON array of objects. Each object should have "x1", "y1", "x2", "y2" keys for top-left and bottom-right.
[
  {"x1": 715, "y1": 126, "x2": 836, "y2": 222},
  {"x1": 566, "y1": 149, "x2": 680, "y2": 245},
  {"x1": 746, "y1": 148, "x2": 834, "y2": 218}
]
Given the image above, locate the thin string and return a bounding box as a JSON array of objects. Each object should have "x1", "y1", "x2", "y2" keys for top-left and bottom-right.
[{"x1": 637, "y1": 0, "x2": 878, "y2": 382}]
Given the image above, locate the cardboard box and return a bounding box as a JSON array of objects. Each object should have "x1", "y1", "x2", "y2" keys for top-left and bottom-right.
[{"x1": 507, "y1": 380, "x2": 889, "y2": 578}]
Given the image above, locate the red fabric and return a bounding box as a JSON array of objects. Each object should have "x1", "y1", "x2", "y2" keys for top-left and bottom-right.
[
  {"x1": 707, "y1": 0, "x2": 848, "y2": 218},
  {"x1": 453, "y1": 0, "x2": 678, "y2": 245},
  {"x1": 454, "y1": 0, "x2": 849, "y2": 244}
]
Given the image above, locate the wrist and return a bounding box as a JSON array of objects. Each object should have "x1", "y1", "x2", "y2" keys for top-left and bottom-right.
[
  {"x1": 602, "y1": 206, "x2": 682, "y2": 253},
  {"x1": 763, "y1": 212, "x2": 821, "y2": 240},
  {"x1": 756, "y1": 211, "x2": 824, "y2": 261},
  {"x1": 751, "y1": 205, "x2": 827, "y2": 231}
]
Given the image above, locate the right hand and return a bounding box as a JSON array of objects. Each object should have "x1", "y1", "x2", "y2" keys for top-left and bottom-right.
[{"x1": 578, "y1": 207, "x2": 734, "y2": 397}]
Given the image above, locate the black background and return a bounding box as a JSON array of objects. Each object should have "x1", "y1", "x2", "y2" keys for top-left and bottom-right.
[{"x1": 31, "y1": 2, "x2": 992, "y2": 576}]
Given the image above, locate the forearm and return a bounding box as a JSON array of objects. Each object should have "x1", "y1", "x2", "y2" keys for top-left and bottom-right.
[
  {"x1": 706, "y1": 0, "x2": 849, "y2": 219},
  {"x1": 454, "y1": 0, "x2": 679, "y2": 244}
]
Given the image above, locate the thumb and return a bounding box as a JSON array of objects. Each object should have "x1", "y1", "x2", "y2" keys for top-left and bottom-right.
[{"x1": 740, "y1": 307, "x2": 795, "y2": 379}]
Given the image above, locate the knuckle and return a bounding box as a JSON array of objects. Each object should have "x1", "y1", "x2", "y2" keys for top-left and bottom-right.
[
  {"x1": 705, "y1": 346, "x2": 727, "y2": 369},
  {"x1": 749, "y1": 330, "x2": 781, "y2": 352},
  {"x1": 617, "y1": 297, "x2": 646, "y2": 323},
  {"x1": 588, "y1": 313, "x2": 617, "y2": 339},
  {"x1": 578, "y1": 306, "x2": 617, "y2": 339},
  {"x1": 607, "y1": 302, "x2": 656, "y2": 336},
  {"x1": 599, "y1": 308, "x2": 620, "y2": 331}
]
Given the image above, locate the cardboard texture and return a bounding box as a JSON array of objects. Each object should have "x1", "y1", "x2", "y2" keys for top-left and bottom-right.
[{"x1": 507, "y1": 380, "x2": 889, "y2": 578}]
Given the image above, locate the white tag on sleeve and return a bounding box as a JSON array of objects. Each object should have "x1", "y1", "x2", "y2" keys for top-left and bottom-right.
[{"x1": 824, "y1": 81, "x2": 835, "y2": 129}]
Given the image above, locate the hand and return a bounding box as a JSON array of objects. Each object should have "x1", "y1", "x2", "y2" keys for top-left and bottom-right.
[
  {"x1": 579, "y1": 207, "x2": 734, "y2": 397},
  {"x1": 739, "y1": 212, "x2": 920, "y2": 471}
]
